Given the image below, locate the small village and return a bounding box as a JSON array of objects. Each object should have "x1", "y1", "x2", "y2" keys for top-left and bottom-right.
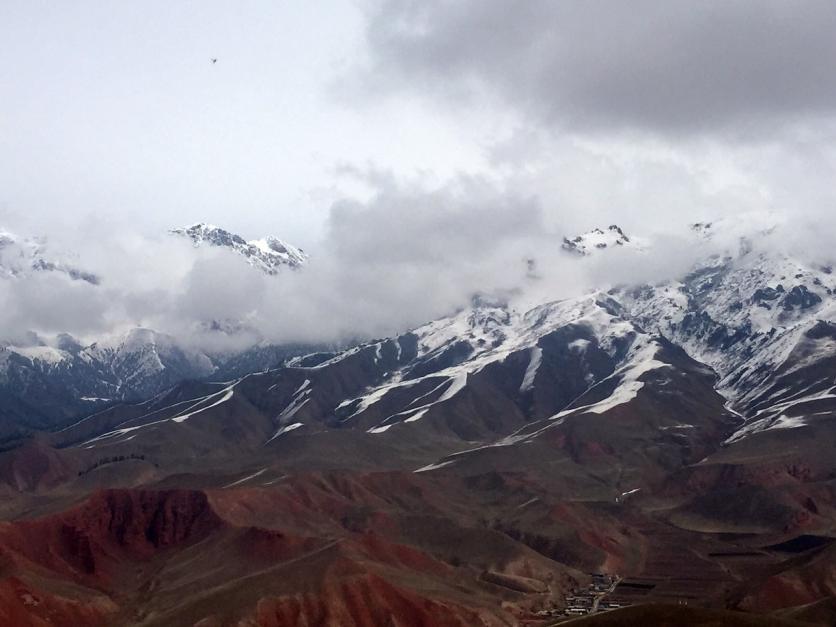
[{"x1": 532, "y1": 573, "x2": 629, "y2": 622}]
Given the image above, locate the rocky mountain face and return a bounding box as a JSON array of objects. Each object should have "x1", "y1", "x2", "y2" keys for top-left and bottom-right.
[
  {"x1": 0, "y1": 229, "x2": 99, "y2": 284},
  {"x1": 0, "y1": 224, "x2": 314, "y2": 443},
  {"x1": 0, "y1": 329, "x2": 311, "y2": 443},
  {"x1": 2, "y1": 220, "x2": 836, "y2": 626},
  {"x1": 561, "y1": 224, "x2": 643, "y2": 256},
  {"x1": 616, "y1": 221, "x2": 836, "y2": 435},
  {"x1": 170, "y1": 222, "x2": 308, "y2": 273}
]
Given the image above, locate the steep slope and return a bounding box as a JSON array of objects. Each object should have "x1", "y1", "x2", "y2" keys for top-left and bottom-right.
[
  {"x1": 45, "y1": 295, "x2": 664, "y2": 471},
  {"x1": 612, "y1": 222, "x2": 836, "y2": 436},
  {"x1": 0, "y1": 331, "x2": 314, "y2": 441},
  {"x1": 0, "y1": 224, "x2": 312, "y2": 440},
  {"x1": 0, "y1": 330, "x2": 219, "y2": 439}
]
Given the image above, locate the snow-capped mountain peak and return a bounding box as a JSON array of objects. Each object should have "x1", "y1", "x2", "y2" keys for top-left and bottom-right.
[
  {"x1": 170, "y1": 223, "x2": 307, "y2": 274},
  {"x1": 561, "y1": 224, "x2": 644, "y2": 256},
  {"x1": 0, "y1": 228, "x2": 99, "y2": 284},
  {"x1": 248, "y1": 236, "x2": 307, "y2": 268}
]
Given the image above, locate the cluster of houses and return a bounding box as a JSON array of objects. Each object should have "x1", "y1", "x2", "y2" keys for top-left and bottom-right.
[{"x1": 534, "y1": 573, "x2": 628, "y2": 620}]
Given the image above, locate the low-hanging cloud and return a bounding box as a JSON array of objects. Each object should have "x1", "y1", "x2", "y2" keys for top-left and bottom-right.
[
  {"x1": 243, "y1": 173, "x2": 569, "y2": 344},
  {"x1": 0, "y1": 175, "x2": 575, "y2": 349},
  {"x1": 3, "y1": 171, "x2": 833, "y2": 353},
  {"x1": 362, "y1": 0, "x2": 836, "y2": 136}
]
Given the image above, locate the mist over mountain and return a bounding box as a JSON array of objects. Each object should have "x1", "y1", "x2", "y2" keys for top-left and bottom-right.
[
  {"x1": 3, "y1": 205, "x2": 831, "y2": 352},
  {"x1": 3, "y1": 212, "x2": 834, "y2": 438}
]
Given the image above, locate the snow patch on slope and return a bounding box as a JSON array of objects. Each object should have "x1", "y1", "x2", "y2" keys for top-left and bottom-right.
[
  {"x1": 519, "y1": 346, "x2": 542, "y2": 392},
  {"x1": 552, "y1": 341, "x2": 670, "y2": 419},
  {"x1": 171, "y1": 385, "x2": 235, "y2": 423}
]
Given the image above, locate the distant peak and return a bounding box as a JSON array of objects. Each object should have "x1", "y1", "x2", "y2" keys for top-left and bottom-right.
[
  {"x1": 170, "y1": 223, "x2": 307, "y2": 274},
  {"x1": 0, "y1": 228, "x2": 99, "y2": 284},
  {"x1": 171, "y1": 223, "x2": 247, "y2": 246},
  {"x1": 561, "y1": 224, "x2": 639, "y2": 256}
]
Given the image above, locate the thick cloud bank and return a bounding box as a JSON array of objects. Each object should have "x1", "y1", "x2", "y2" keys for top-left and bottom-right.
[
  {"x1": 1, "y1": 176, "x2": 559, "y2": 347},
  {"x1": 363, "y1": 0, "x2": 836, "y2": 135},
  {"x1": 3, "y1": 184, "x2": 829, "y2": 353}
]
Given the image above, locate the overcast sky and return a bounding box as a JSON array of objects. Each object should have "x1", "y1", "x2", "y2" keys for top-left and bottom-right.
[
  {"x1": 0, "y1": 0, "x2": 488, "y2": 246},
  {"x1": 4, "y1": 0, "x2": 836, "y2": 243},
  {"x1": 2, "y1": 1, "x2": 836, "y2": 345}
]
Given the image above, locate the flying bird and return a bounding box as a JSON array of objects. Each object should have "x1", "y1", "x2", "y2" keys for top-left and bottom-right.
[{"x1": 210, "y1": 58, "x2": 217, "y2": 64}]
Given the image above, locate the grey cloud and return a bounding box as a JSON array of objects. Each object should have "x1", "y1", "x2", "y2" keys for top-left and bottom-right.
[
  {"x1": 5, "y1": 179, "x2": 829, "y2": 352},
  {"x1": 0, "y1": 274, "x2": 109, "y2": 342},
  {"x1": 1, "y1": 176, "x2": 561, "y2": 348},
  {"x1": 363, "y1": 0, "x2": 836, "y2": 135},
  {"x1": 327, "y1": 174, "x2": 541, "y2": 264},
  {"x1": 5, "y1": 167, "x2": 832, "y2": 353},
  {"x1": 253, "y1": 174, "x2": 557, "y2": 343}
]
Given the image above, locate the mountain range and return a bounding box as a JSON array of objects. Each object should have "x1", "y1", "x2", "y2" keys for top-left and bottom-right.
[
  {"x1": 169, "y1": 223, "x2": 308, "y2": 274},
  {"x1": 1, "y1": 219, "x2": 835, "y2": 626},
  {"x1": 0, "y1": 224, "x2": 315, "y2": 443}
]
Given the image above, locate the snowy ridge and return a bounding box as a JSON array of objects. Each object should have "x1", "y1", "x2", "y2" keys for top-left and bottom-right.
[
  {"x1": 0, "y1": 228, "x2": 98, "y2": 284},
  {"x1": 171, "y1": 223, "x2": 307, "y2": 274},
  {"x1": 333, "y1": 293, "x2": 645, "y2": 435},
  {"x1": 356, "y1": 220, "x2": 836, "y2": 443},
  {"x1": 613, "y1": 220, "x2": 836, "y2": 439},
  {"x1": 6, "y1": 218, "x2": 836, "y2": 450},
  {"x1": 622, "y1": 253, "x2": 833, "y2": 405},
  {"x1": 561, "y1": 224, "x2": 645, "y2": 256},
  {"x1": 0, "y1": 322, "x2": 306, "y2": 417}
]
